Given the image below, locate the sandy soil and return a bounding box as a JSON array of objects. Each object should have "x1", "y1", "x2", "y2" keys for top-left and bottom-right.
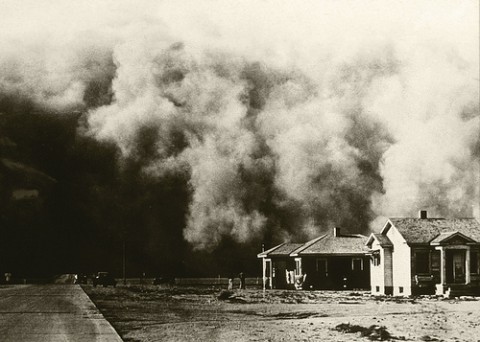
[{"x1": 83, "y1": 285, "x2": 480, "y2": 342}]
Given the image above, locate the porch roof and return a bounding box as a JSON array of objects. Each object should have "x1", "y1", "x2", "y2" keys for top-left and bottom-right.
[
  {"x1": 430, "y1": 231, "x2": 476, "y2": 245},
  {"x1": 389, "y1": 218, "x2": 480, "y2": 244},
  {"x1": 257, "y1": 242, "x2": 304, "y2": 258},
  {"x1": 257, "y1": 243, "x2": 283, "y2": 258}
]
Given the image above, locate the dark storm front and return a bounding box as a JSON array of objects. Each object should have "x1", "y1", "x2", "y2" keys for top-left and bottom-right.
[
  {"x1": 0, "y1": 1, "x2": 478, "y2": 342},
  {"x1": 0, "y1": 0, "x2": 478, "y2": 301},
  {"x1": 0, "y1": 111, "x2": 190, "y2": 278}
]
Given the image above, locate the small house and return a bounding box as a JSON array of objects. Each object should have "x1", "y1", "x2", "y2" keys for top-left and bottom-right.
[
  {"x1": 258, "y1": 228, "x2": 370, "y2": 290},
  {"x1": 366, "y1": 210, "x2": 480, "y2": 296},
  {"x1": 257, "y1": 242, "x2": 304, "y2": 290}
]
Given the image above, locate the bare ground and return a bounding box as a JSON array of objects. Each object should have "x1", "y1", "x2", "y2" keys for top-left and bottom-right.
[{"x1": 82, "y1": 285, "x2": 480, "y2": 342}]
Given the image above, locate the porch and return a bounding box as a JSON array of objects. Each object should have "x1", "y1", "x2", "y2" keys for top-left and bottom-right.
[{"x1": 434, "y1": 246, "x2": 480, "y2": 296}]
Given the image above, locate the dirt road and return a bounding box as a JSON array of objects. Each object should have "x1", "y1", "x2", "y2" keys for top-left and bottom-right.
[{"x1": 0, "y1": 284, "x2": 123, "y2": 342}]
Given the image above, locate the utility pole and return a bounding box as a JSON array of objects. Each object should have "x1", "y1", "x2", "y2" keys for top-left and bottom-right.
[{"x1": 123, "y1": 240, "x2": 126, "y2": 285}]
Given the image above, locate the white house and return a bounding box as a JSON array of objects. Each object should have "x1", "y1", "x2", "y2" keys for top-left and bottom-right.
[{"x1": 366, "y1": 211, "x2": 480, "y2": 297}]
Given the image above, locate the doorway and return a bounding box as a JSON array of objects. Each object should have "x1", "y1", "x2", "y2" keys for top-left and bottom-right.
[{"x1": 446, "y1": 250, "x2": 466, "y2": 283}]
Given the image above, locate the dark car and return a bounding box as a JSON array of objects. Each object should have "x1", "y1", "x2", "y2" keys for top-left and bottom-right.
[
  {"x1": 92, "y1": 272, "x2": 117, "y2": 287},
  {"x1": 74, "y1": 274, "x2": 89, "y2": 284}
]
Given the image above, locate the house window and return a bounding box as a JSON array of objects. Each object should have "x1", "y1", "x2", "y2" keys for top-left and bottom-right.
[
  {"x1": 415, "y1": 251, "x2": 430, "y2": 274},
  {"x1": 316, "y1": 259, "x2": 328, "y2": 274},
  {"x1": 373, "y1": 252, "x2": 381, "y2": 266},
  {"x1": 376, "y1": 286, "x2": 380, "y2": 292},
  {"x1": 471, "y1": 251, "x2": 479, "y2": 274},
  {"x1": 431, "y1": 250, "x2": 440, "y2": 275},
  {"x1": 352, "y1": 258, "x2": 363, "y2": 271},
  {"x1": 399, "y1": 287, "x2": 404, "y2": 293}
]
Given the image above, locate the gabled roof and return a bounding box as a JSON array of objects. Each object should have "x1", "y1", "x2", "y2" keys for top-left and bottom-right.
[
  {"x1": 366, "y1": 233, "x2": 393, "y2": 248},
  {"x1": 388, "y1": 218, "x2": 480, "y2": 244},
  {"x1": 290, "y1": 235, "x2": 326, "y2": 256},
  {"x1": 269, "y1": 243, "x2": 305, "y2": 256},
  {"x1": 258, "y1": 229, "x2": 370, "y2": 258},
  {"x1": 430, "y1": 231, "x2": 476, "y2": 245},
  {"x1": 296, "y1": 231, "x2": 368, "y2": 255},
  {"x1": 257, "y1": 243, "x2": 284, "y2": 258},
  {"x1": 257, "y1": 242, "x2": 303, "y2": 258}
]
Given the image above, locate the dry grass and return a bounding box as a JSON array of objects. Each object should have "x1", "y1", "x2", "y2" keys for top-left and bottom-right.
[{"x1": 83, "y1": 284, "x2": 480, "y2": 342}]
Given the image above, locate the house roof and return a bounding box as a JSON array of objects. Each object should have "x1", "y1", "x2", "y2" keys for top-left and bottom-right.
[
  {"x1": 257, "y1": 243, "x2": 284, "y2": 258},
  {"x1": 269, "y1": 243, "x2": 305, "y2": 256},
  {"x1": 296, "y1": 231, "x2": 368, "y2": 255},
  {"x1": 258, "y1": 228, "x2": 370, "y2": 258},
  {"x1": 388, "y1": 218, "x2": 480, "y2": 244},
  {"x1": 257, "y1": 242, "x2": 304, "y2": 258},
  {"x1": 429, "y1": 231, "x2": 476, "y2": 245},
  {"x1": 366, "y1": 233, "x2": 393, "y2": 248},
  {"x1": 290, "y1": 235, "x2": 326, "y2": 256}
]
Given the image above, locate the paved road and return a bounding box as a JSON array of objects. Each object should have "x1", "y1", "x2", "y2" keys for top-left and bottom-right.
[{"x1": 0, "y1": 285, "x2": 123, "y2": 342}]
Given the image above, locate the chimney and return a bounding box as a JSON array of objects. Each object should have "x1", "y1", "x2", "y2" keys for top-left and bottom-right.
[
  {"x1": 419, "y1": 210, "x2": 427, "y2": 219},
  {"x1": 333, "y1": 227, "x2": 340, "y2": 237},
  {"x1": 261, "y1": 243, "x2": 265, "y2": 252},
  {"x1": 473, "y1": 204, "x2": 480, "y2": 219}
]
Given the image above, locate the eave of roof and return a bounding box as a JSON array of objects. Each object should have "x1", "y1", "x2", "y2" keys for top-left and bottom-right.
[
  {"x1": 298, "y1": 250, "x2": 368, "y2": 256},
  {"x1": 257, "y1": 242, "x2": 306, "y2": 258},
  {"x1": 257, "y1": 243, "x2": 285, "y2": 258},
  {"x1": 269, "y1": 243, "x2": 305, "y2": 256}
]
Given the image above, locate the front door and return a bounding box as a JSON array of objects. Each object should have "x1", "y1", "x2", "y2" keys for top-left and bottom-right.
[
  {"x1": 446, "y1": 250, "x2": 466, "y2": 283},
  {"x1": 273, "y1": 260, "x2": 287, "y2": 289}
]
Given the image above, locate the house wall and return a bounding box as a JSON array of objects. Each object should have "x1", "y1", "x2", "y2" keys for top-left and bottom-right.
[
  {"x1": 409, "y1": 247, "x2": 439, "y2": 295},
  {"x1": 387, "y1": 224, "x2": 412, "y2": 296},
  {"x1": 384, "y1": 248, "x2": 393, "y2": 294},
  {"x1": 369, "y1": 240, "x2": 393, "y2": 295},
  {"x1": 302, "y1": 255, "x2": 370, "y2": 290},
  {"x1": 369, "y1": 240, "x2": 385, "y2": 295},
  {"x1": 470, "y1": 248, "x2": 480, "y2": 288}
]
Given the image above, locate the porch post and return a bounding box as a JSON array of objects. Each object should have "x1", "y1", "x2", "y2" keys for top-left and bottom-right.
[
  {"x1": 435, "y1": 247, "x2": 447, "y2": 295},
  {"x1": 466, "y1": 246, "x2": 471, "y2": 284},
  {"x1": 262, "y1": 258, "x2": 266, "y2": 290},
  {"x1": 439, "y1": 247, "x2": 446, "y2": 285}
]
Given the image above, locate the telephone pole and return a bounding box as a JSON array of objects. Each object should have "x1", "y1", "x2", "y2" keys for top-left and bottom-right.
[{"x1": 123, "y1": 240, "x2": 126, "y2": 285}]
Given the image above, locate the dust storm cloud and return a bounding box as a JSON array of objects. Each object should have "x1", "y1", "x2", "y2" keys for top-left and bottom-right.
[{"x1": 0, "y1": 1, "x2": 478, "y2": 258}]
